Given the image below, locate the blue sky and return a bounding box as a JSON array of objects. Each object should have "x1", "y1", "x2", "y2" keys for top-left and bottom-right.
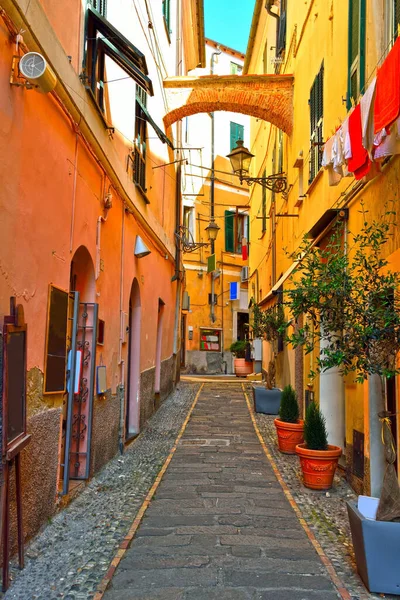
[{"x1": 204, "y1": 0, "x2": 255, "y2": 55}]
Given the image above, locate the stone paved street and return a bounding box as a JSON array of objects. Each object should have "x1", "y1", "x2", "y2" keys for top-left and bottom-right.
[
  {"x1": 102, "y1": 383, "x2": 341, "y2": 599},
  {"x1": 3, "y1": 381, "x2": 388, "y2": 600}
]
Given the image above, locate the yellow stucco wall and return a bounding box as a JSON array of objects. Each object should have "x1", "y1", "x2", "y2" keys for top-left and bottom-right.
[{"x1": 246, "y1": 0, "x2": 400, "y2": 486}]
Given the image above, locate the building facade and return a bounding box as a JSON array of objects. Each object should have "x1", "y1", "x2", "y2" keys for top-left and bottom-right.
[
  {"x1": 245, "y1": 0, "x2": 400, "y2": 496},
  {"x1": 0, "y1": 0, "x2": 204, "y2": 544},
  {"x1": 180, "y1": 39, "x2": 250, "y2": 374}
]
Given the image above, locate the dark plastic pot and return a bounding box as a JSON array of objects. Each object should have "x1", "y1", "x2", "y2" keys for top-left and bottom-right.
[
  {"x1": 347, "y1": 501, "x2": 400, "y2": 595},
  {"x1": 252, "y1": 386, "x2": 281, "y2": 415}
]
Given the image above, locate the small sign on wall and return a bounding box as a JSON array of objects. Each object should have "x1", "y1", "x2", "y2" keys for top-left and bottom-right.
[{"x1": 229, "y1": 282, "x2": 239, "y2": 301}]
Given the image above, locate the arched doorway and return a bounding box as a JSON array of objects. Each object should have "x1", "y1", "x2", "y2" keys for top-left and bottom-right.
[
  {"x1": 62, "y1": 246, "x2": 98, "y2": 495},
  {"x1": 126, "y1": 278, "x2": 141, "y2": 438}
]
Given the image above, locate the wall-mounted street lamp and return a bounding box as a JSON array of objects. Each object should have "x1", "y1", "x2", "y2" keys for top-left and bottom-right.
[
  {"x1": 227, "y1": 140, "x2": 287, "y2": 194},
  {"x1": 175, "y1": 220, "x2": 220, "y2": 253}
]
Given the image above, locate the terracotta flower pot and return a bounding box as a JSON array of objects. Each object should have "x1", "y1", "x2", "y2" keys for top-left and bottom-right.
[
  {"x1": 274, "y1": 418, "x2": 304, "y2": 454},
  {"x1": 233, "y1": 358, "x2": 253, "y2": 377},
  {"x1": 295, "y1": 443, "x2": 342, "y2": 490}
]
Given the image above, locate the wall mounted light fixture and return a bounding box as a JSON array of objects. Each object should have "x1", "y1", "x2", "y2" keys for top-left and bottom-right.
[{"x1": 134, "y1": 236, "x2": 151, "y2": 258}]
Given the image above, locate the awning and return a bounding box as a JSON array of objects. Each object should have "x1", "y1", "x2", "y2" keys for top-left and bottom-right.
[
  {"x1": 258, "y1": 258, "x2": 303, "y2": 307},
  {"x1": 136, "y1": 97, "x2": 174, "y2": 149}
]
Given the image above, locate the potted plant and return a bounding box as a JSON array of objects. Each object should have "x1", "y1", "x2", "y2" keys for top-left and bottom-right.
[
  {"x1": 296, "y1": 401, "x2": 341, "y2": 490},
  {"x1": 230, "y1": 340, "x2": 253, "y2": 377},
  {"x1": 274, "y1": 385, "x2": 304, "y2": 454},
  {"x1": 251, "y1": 303, "x2": 285, "y2": 414}
]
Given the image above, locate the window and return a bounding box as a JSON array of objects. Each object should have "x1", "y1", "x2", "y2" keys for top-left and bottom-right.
[
  {"x1": 309, "y1": 63, "x2": 324, "y2": 184},
  {"x1": 277, "y1": 0, "x2": 287, "y2": 56},
  {"x1": 183, "y1": 206, "x2": 195, "y2": 241},
  {"x1": 134, "y1": 86, "x2": 147, "y2": 191},
  {"x1": 230, "y1": 122, "x2": 244, "y2": 151},
  {"x1": 385, "y1": 0, "x2": 400, "y2": 46},
  {"x1": 200, "y1": 328, "x2": 221, "y2": 351},
  {"x1": 225, "y1": 210, "x2": 249, "y2": 254},
  {"x1": 83, "y1": 6, "x2": 153, "y2": 115},
  {"x1": 44, "y1": 285, "x2": 68, "y2": 394},
  {"x1": 347, "y1": 0, "x2": 366, "y2": 108},
  {"x1": 261, "y1": 169, "x2": 267, "y2": 233},
  {"x1": 88, "y1": 0, "x2": 107, "y2": 17},
  {"x1": 230, "y1": 62, "x2": 243, "y2": 75},
  {"x1": 163, "y1": 0, "x2": 171, "y2": 34}
]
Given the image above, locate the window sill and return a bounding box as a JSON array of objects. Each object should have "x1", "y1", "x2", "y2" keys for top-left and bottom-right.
[{"x1": 134, "y1": 182, "x2": 150, "y2": 204}]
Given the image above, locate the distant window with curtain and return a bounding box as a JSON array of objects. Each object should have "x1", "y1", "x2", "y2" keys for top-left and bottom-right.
[
  {"x1": 230, "y1": 122, "x2": 244, "y2": 151},
  {"x1": 309, "y1": 63, "x2": 324, "y2": 184},
  {"x1": 347, "y1": 0, "x2": 366, "y2": 108}
]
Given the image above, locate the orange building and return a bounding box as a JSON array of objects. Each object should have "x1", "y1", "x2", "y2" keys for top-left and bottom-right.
[{"x1": 0, "y1": 0, "x2": 204, "y2": 542}]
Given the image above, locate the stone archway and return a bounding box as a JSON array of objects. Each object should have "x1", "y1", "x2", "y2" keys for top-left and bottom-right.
[{"x1": 163, "y1": 74, "x2": 294, "y2": 135}]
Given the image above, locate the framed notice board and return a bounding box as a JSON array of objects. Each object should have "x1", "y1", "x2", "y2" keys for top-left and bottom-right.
[{"x1": 43, "y1": 285, "x2": 69, "y2": 394}]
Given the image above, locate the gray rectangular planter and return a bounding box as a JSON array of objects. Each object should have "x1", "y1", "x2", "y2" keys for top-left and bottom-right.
[
  {"x1": 347, "y1": 501, "x2": 400, "y2": 595},
  {"x1": 252, "y1": 386, "x2": 281, "y2": 415}
]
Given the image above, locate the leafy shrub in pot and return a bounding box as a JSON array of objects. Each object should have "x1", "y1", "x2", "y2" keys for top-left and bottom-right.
[{"x1": 274, "y1": 385, "x2": 304, "y2": 454}]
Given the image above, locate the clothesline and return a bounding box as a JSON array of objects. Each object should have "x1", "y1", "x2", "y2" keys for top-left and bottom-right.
[{"x1": 323, "y1": 36, "x2": 400, "y2": 187}]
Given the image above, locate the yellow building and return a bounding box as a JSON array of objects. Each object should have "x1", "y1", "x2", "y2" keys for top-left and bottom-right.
[
  {"x1": 245, "y1": 0, "x2": 400, "y2": 496},
  {"x1": 180, "y1": 40, "x2": 250, "y2": 374}
]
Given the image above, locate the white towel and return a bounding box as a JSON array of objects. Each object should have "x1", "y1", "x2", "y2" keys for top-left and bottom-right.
[{"x1": 360, "y1": 77, "x2": 377, "y2": 158}]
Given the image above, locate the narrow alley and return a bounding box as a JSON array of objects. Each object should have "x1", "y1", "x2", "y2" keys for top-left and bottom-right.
[{"x1": 4, "y1": 381, "x2": 382, "y2": 600}]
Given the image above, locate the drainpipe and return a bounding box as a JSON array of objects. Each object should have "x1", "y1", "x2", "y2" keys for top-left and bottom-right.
[
  {"x1": 266, "y1": 0, "x2": 280, "y2": 54},
  {"x1": 172, "y1": 0, "x2": 183, "y2": 368},
  {"x1": 210, "y1": 45, "x2": 221, "y2": 323}
]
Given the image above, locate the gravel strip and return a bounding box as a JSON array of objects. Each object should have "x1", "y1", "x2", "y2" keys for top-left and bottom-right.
[
  {"x1": 3, "y1": 382, "x2": 200, "y2": 600},
  {"x1": 252, "y1": 400, "x2": 397, "y2": 600}
]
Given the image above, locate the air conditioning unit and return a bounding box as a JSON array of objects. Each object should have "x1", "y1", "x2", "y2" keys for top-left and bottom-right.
[
  {"x1": 19, "y1": 52, "x2": 57, "y2": 93},
  {"x1": 240, "y1": 266, "x2": 249, "y2": 282}
]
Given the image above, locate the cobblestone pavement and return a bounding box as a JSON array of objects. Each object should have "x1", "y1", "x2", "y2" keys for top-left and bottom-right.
[
  {"x1": 3, "y1": 382, "x2": 201, "y2": 600},
  {"x1": 249, "y1": 384, "x2": 397, "y2": 600},
  {"x1": 103, "y1": 383, "x2": 341, "y2": 600}
]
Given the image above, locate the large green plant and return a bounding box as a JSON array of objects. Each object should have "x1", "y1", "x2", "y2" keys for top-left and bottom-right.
[
  {"x1": 284, "y1": 208, "x2": 400, "y2": 383},
  {"x1": 251, "y1": 301, "x2": 285, "y2": 342},
  {"x1": 279, "y1": 385, "x2": 300, "y2": 423},
  {"x1": 230, "y1": 340, "x2": 247, "y2": 358},
  {"x1": 304, "y1": 402, "x2": 328, "y2": 450}
]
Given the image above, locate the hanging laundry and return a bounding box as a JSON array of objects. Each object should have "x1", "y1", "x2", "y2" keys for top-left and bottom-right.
[
  {"x1": 374, "y1": 37, "x2": 400, "y2": 134},
  {"x1": 348, "y1": 104, "x2": 371, "y2": 180},
  {"x1": 241, "y1": 237, "x2": 248, "y2": 261},
  {"x1": 374, "y1": 117, "x2": 400, "y2": 160},
  {"x1": 333, "y1": 116, "x2": 352, "y2": 177},
  {"x1": 360, "y1": 77, "x2": 377, "y2": 158},
  {"x1": 322, "y1": 136, "x2": 342, "y2": 185}
]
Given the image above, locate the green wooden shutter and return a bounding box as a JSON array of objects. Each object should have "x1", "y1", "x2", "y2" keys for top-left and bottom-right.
[
  {"x1": 347, "y1": 0, "x2": 366, "y2": 108},
  {"x1": 230, "y1": 122, "x2": 244, "y2": 150},
  {"x1": 246, "y1": 215, "x2": 250, "y2": 256},
  {"x1": 225, "y1": 210, "x2": 235, "y2": 252},
  {"x1": 163, "y1": 0, "x2": 171, "y2": 32}
]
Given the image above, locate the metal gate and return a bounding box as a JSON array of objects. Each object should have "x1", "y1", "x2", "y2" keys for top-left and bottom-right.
[{"x1": 62, "y1": 293, "x2": 98, "y2": 495}]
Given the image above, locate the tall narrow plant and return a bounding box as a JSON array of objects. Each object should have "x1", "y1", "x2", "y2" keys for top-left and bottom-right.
[
  {"x1": 279, "y1": 385, "x2": 300, "y2": 423},
  {"x1": 304, "y1": 402, "x2": 328, "y2": 451}
]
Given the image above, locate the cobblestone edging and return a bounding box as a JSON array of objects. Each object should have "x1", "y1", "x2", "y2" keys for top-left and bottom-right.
[
  {"x1": 3, "y1": 383, "x2": 201, "y2": 600},
  {"x1": 251, "y1": 396, "x2": 397, "y2": 600}
]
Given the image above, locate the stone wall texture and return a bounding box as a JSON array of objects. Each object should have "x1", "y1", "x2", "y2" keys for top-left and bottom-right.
[{"x1": 90, "y1": 390, "x2": 120, "y2": 476}]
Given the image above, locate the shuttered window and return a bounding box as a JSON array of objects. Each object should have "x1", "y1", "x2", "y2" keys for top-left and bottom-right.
[
  {"x1": 347, "y1": 0, "x2": 366, "y2": 108},
  {"x1": 89, "y1": 0, "x2": 107, "y2": 16},
  {"x1": 309, "y1": 63, "x2": 324, "y2": 184},
  {"x1": 163, "y1": 0, "x2": 171, "y2": 34},
  {"x1": 134, "y1": 86, "x2": 147, "y2": 191},
  {"x1": 225, "y1": 210, "x2": 235, "y2": 252},
  {"x1": 262, "y1": 169, "x2": 267, "y2": 233},
  {"x1": 225, "y1": 211, "x2": 249, "y2": 253},
  {"x1": 393, "y1": 0, "x2": 400, "y2": 39},
  {"x1": 230, "y1": 122, "x2": 244, "y2": 151}
]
